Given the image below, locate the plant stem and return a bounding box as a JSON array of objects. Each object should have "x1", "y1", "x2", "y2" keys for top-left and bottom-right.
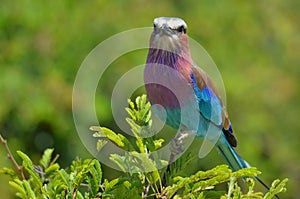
[{"x1": 0, "y1": 134, "x2": 26, "y2": 180}]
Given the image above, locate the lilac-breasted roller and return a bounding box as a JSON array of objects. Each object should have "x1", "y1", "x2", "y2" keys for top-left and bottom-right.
[{"x1": 144, "y1": 17, "x2": 265, "y2": 178}]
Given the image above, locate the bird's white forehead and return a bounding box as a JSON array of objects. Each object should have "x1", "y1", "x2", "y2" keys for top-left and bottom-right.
[{"x1": 154, "y1": 17, "x2": 187, "y2": 29}]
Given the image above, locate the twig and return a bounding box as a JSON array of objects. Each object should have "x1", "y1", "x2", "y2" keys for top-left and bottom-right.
[
  {"x1": 0, "y1": 133, "x2": 26, "y2": 180},
  {"x1": 49, "y1": 154, "x2": 60, "y2": 165},
  {"x1": 72, "y1": 188, "x2": 77, "y2": 199},
  {"x1": 80, "y1": 183, "x2": 91, "y2": 192},
  {"x1": 142, "y1": 183, "x2": 150, "y2": 198}
]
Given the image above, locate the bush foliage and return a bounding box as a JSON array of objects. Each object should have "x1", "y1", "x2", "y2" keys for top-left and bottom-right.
[{"x1": 0, "y1": 95, "x2": 287, "y2": 198}]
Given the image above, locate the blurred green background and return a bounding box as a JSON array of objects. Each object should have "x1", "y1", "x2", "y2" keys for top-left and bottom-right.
[{"x1": 0, "y1": 0, "x2": 299, "y2": 198}]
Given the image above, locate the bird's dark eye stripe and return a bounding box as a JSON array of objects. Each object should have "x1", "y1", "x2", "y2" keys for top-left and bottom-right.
[
  {"x1": 153, "y1": 23, "x2": 157, "y2": 28},
  {"x1": 177, "y1": 25, "x2": 186, "y2": 33}
]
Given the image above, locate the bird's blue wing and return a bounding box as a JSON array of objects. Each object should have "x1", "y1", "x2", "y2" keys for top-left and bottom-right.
[
  {"x1": 190, "y1": 67, "x2": 223, "y2": 128},
  {"x1": 190, "y1": 65, "x2": 237, "y2": 147}
]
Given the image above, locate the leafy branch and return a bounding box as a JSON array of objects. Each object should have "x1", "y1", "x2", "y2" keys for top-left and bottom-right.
[{"x1": 0, "y1": 94, "x2": 288, "y2": 198}]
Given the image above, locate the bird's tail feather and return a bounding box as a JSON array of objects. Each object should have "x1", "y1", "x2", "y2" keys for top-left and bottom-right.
[
  {"x1": 216, "y1": 140, "x2": 249, "y2": 171},
  {"x1": 217, "y1": 137, "x2": 279, "y2": 199}
]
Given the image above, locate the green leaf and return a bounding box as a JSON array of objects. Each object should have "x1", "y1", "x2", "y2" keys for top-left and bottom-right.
[
  {"x1": 45, "y1": 163, "x2": 60, "y2": 174},
  {"x1": 126, "y1": 95, "x2": 152, "y2": 126},
  {"x1": 9, "y1": 179, "x2": 26, "y2": 198},
  {"x1": 125, "y1": 118, "x2": 145, "y2": 152},
  {"x1": 75, "y1": 191, "x2": 84, "y2": 199},
  {"x1": 87, "y1": 160, "x2": 102, "y2": 196},
  {"x1": 149, "y1": 169, "x2": 161, "y2": 184},
  {"x1": 130, "y1": 152, "x2": 158, "y2": 172},
  {"x1": 91, "y1": 126, "x2": 134, "y2": 151},
  {"x1": 125, "y1": 107, "x2": 137, "y2": 121},
  {"x1": 123, "y1": 180, "x2": 131, "y2": 189},
  {"x1": 25, "y1": 167, "x2": 43, "y2": 188},
  {"x1": 39, "y1": 148, "x2": 54, "y2": 169},
  {"x1": 17, "y1": 150, "x2": 34, "y2": 170},
  {"x1": 231, "y1": 167, "x2": 261, "y2": 178},
  {"x1": 92, "y1": 159, "x2": 102, "y2": 184},
  {"x1": 23, "y1": 180, "x2": 36, "y2": 199},
  {"x1": 0, "y1": 167, "x2": 17, "y2": 177},
  {"x1": 264, "y1": 178, "x2": 288, "y2": 199},
  {"x1": 89, "y1": 126, "x2": 102, "y2": 132},
  {"x1": 96, "y1": 139, "x2": 108, "y2": 151},
  {"x1": 17, "y1": 150, "x2": 43, "y2": 188},
  {"x1": 86, "y1": 175, "x2": 96, "y2": 196},
  {"x1": 109, "y1": 154, "x2": 127, "y2": 172},
  {"x1": 104, "y1": 178, "x2": 121, "y2": 192},
  {"x1": 164, "y1": 165, "x2": 232, "y2": 197},
  {"x1": 128, "y1": 98, "x2": 135, "y2": 110},
  {"x1": 57, "y1": 169, "x2": 70, "y2": 187},
  {"x1": 153, "y1": 138, "x2": 164, "y2": 150}
]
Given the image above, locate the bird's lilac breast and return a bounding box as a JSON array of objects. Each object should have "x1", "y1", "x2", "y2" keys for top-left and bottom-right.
[
  {"x1": 144, "y1": 49, "x2": 197, "y2": 129},
  {"x1": 144, "y1": 49, "x2": 194, "y2": 109},
  {"x1": 144, "y1": 71, "x2": 197, "y2": 130},
  {"x1": 144, "y1": 64, "x2": 183, "y2": 109}
]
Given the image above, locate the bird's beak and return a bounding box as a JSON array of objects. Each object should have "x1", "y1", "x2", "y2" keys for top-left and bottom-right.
[
  {"x1": 159, "y1": 23, "x2": 172, "y2": 36},
  {"x1": 161, "y1": 23, "x2": 168, "y2": 30}
]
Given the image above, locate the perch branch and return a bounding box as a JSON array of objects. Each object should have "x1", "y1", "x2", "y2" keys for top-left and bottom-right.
[{"x1": 0, "y1": 133, "x2": 26, "y2": 180}]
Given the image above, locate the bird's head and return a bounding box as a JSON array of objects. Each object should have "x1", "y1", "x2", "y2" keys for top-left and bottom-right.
[{"x1": 150, "y1": 17, "x2": 190, "y2": 54}]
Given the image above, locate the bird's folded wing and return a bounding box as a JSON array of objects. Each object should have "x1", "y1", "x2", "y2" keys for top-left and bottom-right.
[{"x1": 190, "y1": 65, "x2": 230, "y2": 130}]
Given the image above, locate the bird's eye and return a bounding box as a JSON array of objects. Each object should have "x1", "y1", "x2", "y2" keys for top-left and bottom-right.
[
  {"x1": 153, "y1": 23, "x2": 157, "y2": 28},
  {"x1": 177, "y1": 25, "x2": 186, "y2": 34}
]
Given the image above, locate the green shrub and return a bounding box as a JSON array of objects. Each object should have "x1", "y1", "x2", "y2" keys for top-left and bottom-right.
[{"x1": 0, "y1": 95, "x2": 287, "y2": 198}]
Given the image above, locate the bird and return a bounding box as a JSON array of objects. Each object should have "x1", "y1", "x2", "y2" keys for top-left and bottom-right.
[{"x1": 144, "y1": 17, "x2": 273, "y2": 193}]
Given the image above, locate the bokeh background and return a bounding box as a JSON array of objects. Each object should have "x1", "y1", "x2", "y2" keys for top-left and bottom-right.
[{"x1": 0, "y1": 1, "x2": 299, "y2": 198}]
